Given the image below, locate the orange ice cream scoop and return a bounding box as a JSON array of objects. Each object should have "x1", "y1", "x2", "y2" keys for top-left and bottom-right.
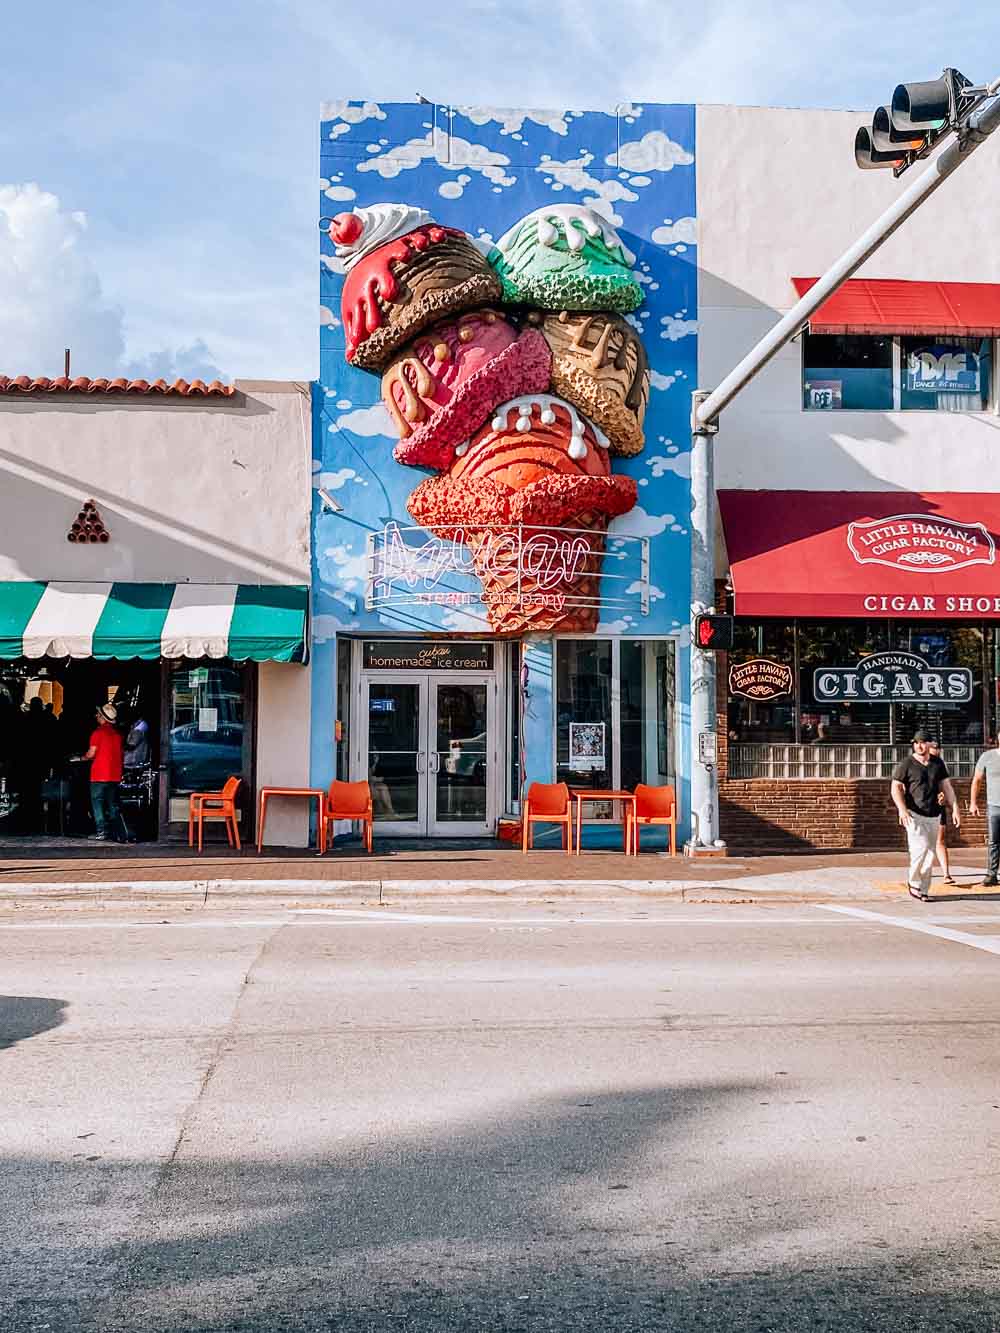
[{"x1": 449, "y1": 394, "x2": 611, "y2": 489}]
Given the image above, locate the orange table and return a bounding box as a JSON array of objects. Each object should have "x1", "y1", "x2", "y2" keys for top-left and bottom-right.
[
  {"x1": 257, "y1": 786, "x2": 327, "y2": 855},
  {"x1": 571, "y1": 789, "x2": 637, "y2": 856}
]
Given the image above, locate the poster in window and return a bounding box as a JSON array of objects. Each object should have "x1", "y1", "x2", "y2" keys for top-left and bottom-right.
[
  {"x1": 569, "y1": 722, "x2": 606, "y2": 772},
  {"x1": 906, "y1": 345, "x2": 980, "y2": 395}
]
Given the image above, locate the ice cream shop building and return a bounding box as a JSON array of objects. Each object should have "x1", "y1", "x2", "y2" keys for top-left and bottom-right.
[{"x1": 312, "y1": 102, "x2": 694, "y2": 842}]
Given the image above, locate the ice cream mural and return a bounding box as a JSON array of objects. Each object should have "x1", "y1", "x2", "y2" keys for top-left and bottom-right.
[{"x1": 326, "y1": 201, "x2": 651, "y2": 634}]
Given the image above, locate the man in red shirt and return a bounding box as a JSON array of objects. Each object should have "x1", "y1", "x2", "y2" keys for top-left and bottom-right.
[{"x1": 79, "y1": 703, "x2": 127, "y2": 842}]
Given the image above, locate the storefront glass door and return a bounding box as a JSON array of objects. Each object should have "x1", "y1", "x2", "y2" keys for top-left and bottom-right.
[{"x1": 364, "y1": 673, "x2": 495, "y2": 837}]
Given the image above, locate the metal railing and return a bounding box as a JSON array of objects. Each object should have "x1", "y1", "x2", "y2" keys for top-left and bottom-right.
[{"x1": 728, "y1": 743, "x2": 982, "y2": 780}]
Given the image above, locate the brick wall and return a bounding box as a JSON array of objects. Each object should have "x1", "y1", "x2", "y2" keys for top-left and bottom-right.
[{"x1": 719, "y1": 775, "x2": 984, "y2": 853}]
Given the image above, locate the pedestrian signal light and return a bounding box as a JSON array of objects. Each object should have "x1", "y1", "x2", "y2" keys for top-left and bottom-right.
[{"x1": 694, "y1": 614, "x2": 733, "y2": 651}]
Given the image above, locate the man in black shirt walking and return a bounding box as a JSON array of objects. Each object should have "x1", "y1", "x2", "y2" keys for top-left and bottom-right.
[{"x1": 891, "y1": 730, "x2": 960, "y2": 901}]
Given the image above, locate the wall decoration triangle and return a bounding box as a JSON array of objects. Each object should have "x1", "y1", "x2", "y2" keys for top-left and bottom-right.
[{"x1": 67, "y1": 498, "x2": 110, "y2": 544}]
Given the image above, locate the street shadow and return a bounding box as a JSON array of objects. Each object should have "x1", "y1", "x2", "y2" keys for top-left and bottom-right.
[
  {"x1": 0, "y1": 995, "x2": 67, "y2": 1050},
  {"x1": 4, "y1": 1077, "x2": 1000, "y2": 1329}
]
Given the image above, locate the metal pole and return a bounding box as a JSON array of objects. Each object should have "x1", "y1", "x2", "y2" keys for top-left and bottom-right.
[{"x1": 686, "y1": 82, "x2": 1000, "y2": 853}]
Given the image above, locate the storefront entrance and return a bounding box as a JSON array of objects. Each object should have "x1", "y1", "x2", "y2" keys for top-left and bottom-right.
[{"x1": 363, "y1": 672, "x2": 498, "y2": 837}]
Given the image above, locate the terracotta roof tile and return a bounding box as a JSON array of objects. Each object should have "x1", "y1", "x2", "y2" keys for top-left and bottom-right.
[{"x1": 0, "y1": 375, "x2": 235, "y2": 398}]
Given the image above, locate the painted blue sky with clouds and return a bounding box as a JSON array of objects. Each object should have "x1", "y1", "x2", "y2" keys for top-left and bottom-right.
[{"x1": 2, "y1": 0, "x2": 999, "y2": 380}]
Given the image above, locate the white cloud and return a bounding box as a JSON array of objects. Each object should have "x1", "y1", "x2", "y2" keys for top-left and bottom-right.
[
  {"x1": 647, "y1": 453, "x2": 691, "y2": 480},
  {"x1": 319, "y1": 305, "x2": 340, "y2": 327},
  {"x1": 315, "y1": 467, "x2": 360, "y2": 490},
  {"x1": 608, "y1": 131, "x2": 694, "y2": 173},
  {"x1": 537, "y1": 151, "x2": 638, "y2": 228},
  {"x1": 439, "y1": 173, "x2": 471, "y2": 200},
  {"x1": 627, "y1": 579, "x2": 665, "y2": 602},
  {"x1": 356, "y1": 134, "x2": 515, "y2": 188},
  {"x1": 322, "y1": 100, "x2": 386, "y2": 140},
  {"x1": 0, "y1": 183, "x2": 221, "y2": 380},
  {"x1": 651, "y1": 216, "x2": 697, "y2": 246},
  {"x1": 312, "y1": 612, "x2": 360, "y2": 642},
  {"x1": 660, "y1": 316, "x2": 698, "y2": 341},
  {"x1": 321, "y1": 542, "x2": 369, "y2": 589},
  {"x1": 457, "y1": 107, "x2": 572, "y2": 136},
  {"x1": 321, "y1": 253, "x2": 346, "y2": 275},
  {"x1": 597, "y1": 616, "x2": 637, "y2": 634},
  {"x1": 330, "y1": 402, "x2": 393, "y2": 437},
  {"x1": 609, "y1": 506, "x2": 677, "y2": 539},
  {"x1": 649, "y1": 370, "x2": 676, "y2": 391},
  {"x1": 322, "y1": 182, "x2": 357, "y2": 202}
]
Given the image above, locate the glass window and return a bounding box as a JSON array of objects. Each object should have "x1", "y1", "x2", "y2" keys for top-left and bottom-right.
[
  {"x1": 803, "y1": 333, "x2": 893, "y2": 411},
  {"x1": 891, "y1": 623, "x2": 985, "y2": 745},
  {"x1": 556, "y1": 640, "x2": 612, "y2": 789},
  {"x1": 899, "y1": 335, "x2": 991, "y2": 412},
  {"x1": 727, "y1": 622, "x2": 796, "y2": 743},
  {"x1": 619, "y1": 639, "x2": 676, "y2": 791},
  {"x1": 168, "y1": 663, "x2": 245, "y2": 795},
  {"x1": 798, "y1": 621, "x2": 891, "y2": 743}
]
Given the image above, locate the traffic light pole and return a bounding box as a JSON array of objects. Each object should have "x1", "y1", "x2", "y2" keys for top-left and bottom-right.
[{"x1": 686, "y1": 78, "x2": 1000, "y2": 854}]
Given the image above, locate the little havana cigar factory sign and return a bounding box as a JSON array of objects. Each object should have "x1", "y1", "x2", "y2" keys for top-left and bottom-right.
[
  {"x1": 813, "y1": 651, "x2": 973, "y2": 704},
  {"x1": 729, "y1": 658, "x2": 793, "y2": 701},
  {"x1": 847, "y1": 513, "x2": 995, "y2": 574}
]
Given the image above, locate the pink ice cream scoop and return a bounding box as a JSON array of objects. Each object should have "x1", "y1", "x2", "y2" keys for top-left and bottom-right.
[{"x1": 381, "y1": 309, "x2": 551, "y2": 472}]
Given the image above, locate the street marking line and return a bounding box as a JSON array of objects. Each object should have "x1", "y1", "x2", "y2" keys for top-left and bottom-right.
[{"x1": 821, "y1": 904, "x2": 1000, "y2": 956}]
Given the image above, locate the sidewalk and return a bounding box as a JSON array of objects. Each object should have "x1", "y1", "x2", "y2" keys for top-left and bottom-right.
[{"x1": 0, "y1": 838, "x2": 995, "y2": 906}]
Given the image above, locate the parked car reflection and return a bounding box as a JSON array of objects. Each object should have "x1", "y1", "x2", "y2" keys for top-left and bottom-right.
[{"x1": 168, "y1": 722, "x2": 243, "y2": 791}]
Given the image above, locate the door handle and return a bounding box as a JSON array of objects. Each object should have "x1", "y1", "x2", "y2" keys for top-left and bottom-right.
[
  {"x1": 429, "y1": 752, "x2": 440, "y2": 774},
  {"x1": 416, "y1": 752, "x2": 426, "y2": 774}
]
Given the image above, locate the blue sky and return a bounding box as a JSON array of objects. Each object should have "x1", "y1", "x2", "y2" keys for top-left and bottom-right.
[{"x1": 1, "y1": 0, "x2": 997, "y2": 382}]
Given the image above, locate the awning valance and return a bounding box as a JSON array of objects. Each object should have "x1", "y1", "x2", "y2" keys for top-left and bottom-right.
[
  {"x1": 791, "y1": 277, "x2": 1000, "y2": 337},
  {"x1": 0, "y1": 583, "x2": 308, "y2": 661},
  {"x1": 719, "y1": 491, "x2": 1000, "y2": 620}
]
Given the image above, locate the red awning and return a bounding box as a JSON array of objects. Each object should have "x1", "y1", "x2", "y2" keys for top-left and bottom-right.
[
  {"x1": 791, "y1": 278, "x2": 1000, "y2": 337},
  {"x1": 719, "y1": 491, "x2": 1000, "y2": 619}
]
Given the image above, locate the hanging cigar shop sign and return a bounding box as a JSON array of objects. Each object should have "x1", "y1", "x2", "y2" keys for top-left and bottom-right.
[
  {"x1": 728, "y1": 658, "x2": 793, "y2": 701},
  {"x1": 813, "y1": 651, "x2": 973, "y2": 703}
]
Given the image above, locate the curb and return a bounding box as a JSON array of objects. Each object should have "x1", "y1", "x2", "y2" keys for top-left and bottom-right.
[{"x1": 0, "y1": 876, "x2": 889, "y2": 906}]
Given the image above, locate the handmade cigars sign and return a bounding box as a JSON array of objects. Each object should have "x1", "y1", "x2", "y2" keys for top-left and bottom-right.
[
  {"x1": 728, "y1": 658, "x2": 793, "y2": 701},
  {"x1": 813, "y1": 651, "x2": 973, "y2": 704}
]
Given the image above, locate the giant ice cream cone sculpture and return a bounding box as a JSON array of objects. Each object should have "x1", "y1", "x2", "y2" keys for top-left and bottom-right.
[
  {"x1": 407, "y1": 396, "x2": 636, "y2": 633},
  {"x1": 332, "y1": 201, "x2": 651, "y2": 632}
]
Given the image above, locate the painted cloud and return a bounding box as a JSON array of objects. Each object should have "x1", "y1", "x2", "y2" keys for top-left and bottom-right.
[
  {"x1": 356, "y1": 134, "x2": 516, "y2": 188},
  {"x1": 608, "y1": 131, "x2": 694, "y2": 173}
]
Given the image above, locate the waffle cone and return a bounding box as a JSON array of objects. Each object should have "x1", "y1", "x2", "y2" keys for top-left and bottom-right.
[{"x1": 464, "y1": 512, "x2": 609, "y2": 635}]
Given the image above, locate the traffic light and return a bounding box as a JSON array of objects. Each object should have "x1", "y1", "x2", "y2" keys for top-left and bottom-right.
[
  {"x1": 855, "y1": 69, "x2": 979, "y2": 176},
  {"x1": 694, "y1": 614, "x2": 733, "y2": 651}
]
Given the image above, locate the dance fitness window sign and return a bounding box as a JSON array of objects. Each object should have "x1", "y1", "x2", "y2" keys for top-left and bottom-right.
[
  {"x1": 728, "y1": 658, "x2": 793, "y2": 701},
  {"x1": 813, "y1": 651, "x2": 973, "y2": 704}
]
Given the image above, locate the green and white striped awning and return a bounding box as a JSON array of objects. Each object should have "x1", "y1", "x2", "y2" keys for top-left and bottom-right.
[{"x1": 0, "y1": 583, "x2": 308, "y2": 662}]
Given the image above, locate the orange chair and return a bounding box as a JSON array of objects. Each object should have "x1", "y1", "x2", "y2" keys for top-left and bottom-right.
[
  {"x1": 521, "y1": 782, "x2": 573, "y2": 854},
  {"x1": 189, "y1": 776, "x2": 242, "y2": 853},
  {"x1": 626, "y1": 783, "x2": 678, "y2": 856},
  {"x1": 324, "y1": 779, "x2": 374, "y2": 853}
]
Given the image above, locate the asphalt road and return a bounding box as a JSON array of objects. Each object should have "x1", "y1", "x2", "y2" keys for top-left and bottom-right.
[{"x1": 4, "y1": 899, "x2": 1000, "y2": 1332}]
